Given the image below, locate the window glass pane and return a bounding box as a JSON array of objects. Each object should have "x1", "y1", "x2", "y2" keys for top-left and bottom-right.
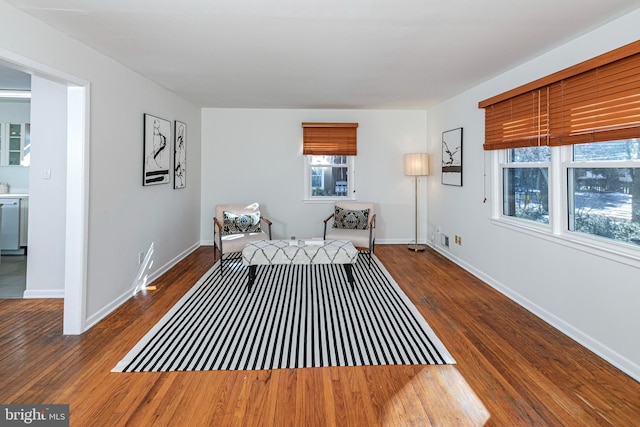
[
  {"x1": 507, "y1": 146, "x2": 551, "y2": 163},
  {"x1": 311, "y1": 168, "x2": 323, "y2": 189},
  {"x1": 569, "y1": 167, "x2": 640, "y2": 245},
  {"x1": 311, "y1": 166, "x2": 348, "y2": 197},
  {"x1": 8, "y1": 152, "x2": 20, "y2": 166},
  {"x1": 310, "y1": 155, "x2": 347, "y2": 165},
  {"x1": 503, "y1": 167, "x2": 549, "y2": 224},
  {"x1": 573, "y1": 139, "x2": 639, "y2": 161}
]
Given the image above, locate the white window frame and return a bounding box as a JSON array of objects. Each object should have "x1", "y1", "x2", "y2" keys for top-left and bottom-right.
[
  {"x1": 495, "y1": 147, "x2": 553, "y2": 233},
  {"x1": 492, "y1": 144, "x2": 640, "y2": 267},
  {"x1": 562, "y1": 144, "x2": 640, "y2": 254},
  {"x1": 303, "y1": 155, "x2": 356, "y2": 202}
]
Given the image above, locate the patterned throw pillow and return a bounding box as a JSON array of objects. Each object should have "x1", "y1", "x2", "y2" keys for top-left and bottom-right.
[
  {"x1": 332, "y1": 206, "x2": 369, "y2": 230},
  {"x1": 222, "y1": 211, "x2": 262, "y2": 235}
]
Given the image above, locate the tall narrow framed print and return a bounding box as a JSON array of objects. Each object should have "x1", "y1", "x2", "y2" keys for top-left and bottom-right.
[
  {"x1": 143, "y1": 114, "x2": 171, "y2": 186},
  {"x1": 442, "y1": 127, "x2": 463, "y2": 186},
  {"x1": 174, "y1": 120, "x2": 187, "y2": 189}
]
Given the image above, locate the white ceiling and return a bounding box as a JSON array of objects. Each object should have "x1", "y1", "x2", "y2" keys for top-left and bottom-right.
[{"x1": 3, "y1": 0, "x2": 640, "y2": 109}]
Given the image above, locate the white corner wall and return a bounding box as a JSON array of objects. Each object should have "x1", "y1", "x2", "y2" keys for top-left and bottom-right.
[
  {"x1": 200, "y1": 108, "x2": 428, "y2": 245},
  {"x1": 0, "y1": 0, "x2": 202, "y2": 330},
  {"x1": 24, "y1": 76, "x2": 67, "y2": 297},
  {"x1": 427, "y1": 9, "x2": 640, "y2": 380}
]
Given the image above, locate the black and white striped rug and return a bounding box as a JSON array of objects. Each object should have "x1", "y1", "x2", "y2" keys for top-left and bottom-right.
[{"x1": 113, "y1": 254, "x2": 455, "y2": 372}]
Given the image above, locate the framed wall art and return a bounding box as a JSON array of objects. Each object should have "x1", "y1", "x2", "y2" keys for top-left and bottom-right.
[
  {"x1": 143, "y1": 114, "x2": 171, "y2": 186},
  {"x1": 441, "y1": 127, "x2": 463, "y2": 186},
  {"x1": 174, "y1": 120, "x2": 187, "y2": 189}
]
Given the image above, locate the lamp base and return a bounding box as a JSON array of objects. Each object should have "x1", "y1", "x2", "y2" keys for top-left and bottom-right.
[{"x1": 407, "y1": 244, "x2": 426, "y2": 252}]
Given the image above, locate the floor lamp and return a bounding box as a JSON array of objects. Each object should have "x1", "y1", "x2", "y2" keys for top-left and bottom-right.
[{"x1": 404, "y1": 153, "x2": 430, "y2": 251}]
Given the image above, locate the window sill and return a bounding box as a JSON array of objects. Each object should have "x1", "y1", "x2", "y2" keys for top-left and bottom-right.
[
  {"x1": 490, "y1": 217, "x2": 640, "y2": 270},
  {"x1": 303, "y1": 196, "x2": 356, "y2": 204}
]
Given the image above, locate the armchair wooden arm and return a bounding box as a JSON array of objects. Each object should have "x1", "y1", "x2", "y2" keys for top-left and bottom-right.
[
  {"x1": 213, "y1": 216, "x2": 223, "y2": 231},
  {"x1": 323, "y1": 213, "x2": 335, "y2": 239},
  {"x1": 260, "y1": 216, "x2": 273, "y2": 239}
]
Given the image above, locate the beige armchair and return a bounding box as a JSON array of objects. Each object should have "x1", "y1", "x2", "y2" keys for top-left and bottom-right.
[
  {"x1": 323, "y1": 201, "x2": 376, "y2": 264},
  {"x1": 213, "y1": 203, "x2": 272, "y2": 272}
]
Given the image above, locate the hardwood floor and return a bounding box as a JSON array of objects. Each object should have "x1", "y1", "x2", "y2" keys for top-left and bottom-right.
[{"x1": 1, "y1": 245, "x2": 639, "y2": 426}]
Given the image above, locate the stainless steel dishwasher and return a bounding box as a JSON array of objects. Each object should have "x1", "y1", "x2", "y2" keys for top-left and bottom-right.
[{"x1": 1, "y1": 198, "x2": 21, "y2": 251}]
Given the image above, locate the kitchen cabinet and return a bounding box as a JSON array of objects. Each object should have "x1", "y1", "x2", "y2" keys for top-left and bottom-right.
[
  {"x1": 0, "y1": 194, "x2": 28, "y2": 254},
  {"x1": 0, "y1": 123, "x2": 30, "y2": 167}
]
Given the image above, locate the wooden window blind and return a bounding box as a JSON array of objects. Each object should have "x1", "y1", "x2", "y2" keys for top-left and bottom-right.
[
  {"x1": 483, "y1": 88, "x2": 549, "y2": 150},
  {"x1": 480, "y1": 40, "x2": 640, "y2": 150},
  {"x1": 302, "y1": 122, "x2": 358, "y2": 156}
]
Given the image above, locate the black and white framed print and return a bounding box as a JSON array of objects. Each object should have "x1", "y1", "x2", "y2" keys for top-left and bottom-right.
[
  {"x1": 442, "y1": 127, "x2": 463, "y2": 186},
  {"x1": 174, "y1": 120, "x2": 187, "y2": 189},
  {"x1": 143, "y1": 114, "x2": 171, "y2": 185}
]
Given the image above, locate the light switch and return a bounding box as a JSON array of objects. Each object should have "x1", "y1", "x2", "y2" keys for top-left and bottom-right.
[{"x1": 43, "y1": 168, "x2": 51, "y2": 180}]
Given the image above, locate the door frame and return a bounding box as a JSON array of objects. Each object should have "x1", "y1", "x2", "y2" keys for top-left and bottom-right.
[{"x1": 0, "y1": 48, "x2": 89, "y2": 334}]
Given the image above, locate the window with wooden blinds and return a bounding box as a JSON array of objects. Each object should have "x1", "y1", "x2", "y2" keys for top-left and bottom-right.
[
  {"x1": 480, "y1": 40, "x2": 640, "y2": 150},
  {"x1": 302, "y1": 122, "x2": 358, "y2": 156}
]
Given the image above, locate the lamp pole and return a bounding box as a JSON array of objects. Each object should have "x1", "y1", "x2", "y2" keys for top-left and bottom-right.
[{"x1": 408, "y1": 175, "x2": 425, "y2": 251}]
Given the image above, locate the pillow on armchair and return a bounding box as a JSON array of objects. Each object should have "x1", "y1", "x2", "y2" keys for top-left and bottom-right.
[
  {"x1": 332, "y1": 206, "x2": 370, "y2": 230},
  {"x1": 222, "y1": 211, "x2": 262, "y2": 235}
]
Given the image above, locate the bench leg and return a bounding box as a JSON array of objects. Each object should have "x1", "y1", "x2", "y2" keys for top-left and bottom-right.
[
  {"x1": 343, "y1": 264, "x2": 355, "y2": 289},
  {"x1": 247, "y1": 265, "x2": 257, "y2": 292}
]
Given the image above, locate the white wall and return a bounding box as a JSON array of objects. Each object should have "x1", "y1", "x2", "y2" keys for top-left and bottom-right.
[
  {"x1": 0, "y1": 100, "x2": 29, "y2": 122},
  {"x1": 200, "y1": 108, "x2": 428, "y2": 245},
  {"x1": 0, "y1": 0, "x2": 202, "y2": 328},
  {"x1": 427, "y1": 9, "x2": 640, "y2": 380},
  {"x1": 24, "y1": 76, "x2": 67, "y2": 297},
  {"x1": 0, "y1": 166, "x2": 28, "y2": 192}
]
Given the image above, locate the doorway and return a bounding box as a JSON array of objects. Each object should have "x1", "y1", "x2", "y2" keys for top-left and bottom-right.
[
  {"x1": 0, "y1": 67, "x2": 30, "y2": 298},
  {"x1": 0, "y1": 50, "x2": 89, "y2": 334}
]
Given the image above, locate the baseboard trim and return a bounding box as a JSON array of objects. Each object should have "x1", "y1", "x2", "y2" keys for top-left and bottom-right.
[
  {"x1": 430, "y1": 244, "x2": 640, "y2": 383},
  {"x1": 84, "y1": 242, "x2": 201, "y2": 332},
  {"x1": 23, "y1": 289, "x2": 64, "y2": 299}
]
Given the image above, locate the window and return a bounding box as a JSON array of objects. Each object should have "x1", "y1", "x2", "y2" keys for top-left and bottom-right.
[
  {"x1": 502, "y1": 147, "x2": 551, "y2": 224},
  {"x1": 305, "y1": 155, "x2": 354, "y2": 199},
  {"x1": 568, "y1": 139, "x2": 640, "y2": 245},
  {"x1": 302, "y1": 122, "x2": 357, "y2": 201},
  {"x1": 481, "y1": 40, "x2": 640, "y2": 254},
  {"x1": 498, "y1": 140, "x2": 640, "y2": 247}
]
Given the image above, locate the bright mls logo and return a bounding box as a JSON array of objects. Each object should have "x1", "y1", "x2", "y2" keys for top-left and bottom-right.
[{"x1": 0, "y1": 404, "x2": 69, "y2": 426}]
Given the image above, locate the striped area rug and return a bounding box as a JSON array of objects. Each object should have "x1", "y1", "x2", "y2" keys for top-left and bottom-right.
[{"x1": 113, "y1": 253, "x2": 455, "y2": 372}]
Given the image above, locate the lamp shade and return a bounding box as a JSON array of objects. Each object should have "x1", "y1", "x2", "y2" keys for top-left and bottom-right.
[{"x1": 404, "y1": 153, "x2": 430, "y2": 176}]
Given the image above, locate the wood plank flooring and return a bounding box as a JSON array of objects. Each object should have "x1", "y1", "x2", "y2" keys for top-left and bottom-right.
[{"x1": 1, "y1": 245, "x2": 639, "y2": 426}]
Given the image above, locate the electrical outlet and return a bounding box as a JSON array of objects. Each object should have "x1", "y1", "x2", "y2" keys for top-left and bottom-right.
[
  {"x1": 455, "y1": 235, "x2": 462, "y2": 245},
  {"x1": 441, "y1": 234, "x2": 449, "y2": 247}
]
